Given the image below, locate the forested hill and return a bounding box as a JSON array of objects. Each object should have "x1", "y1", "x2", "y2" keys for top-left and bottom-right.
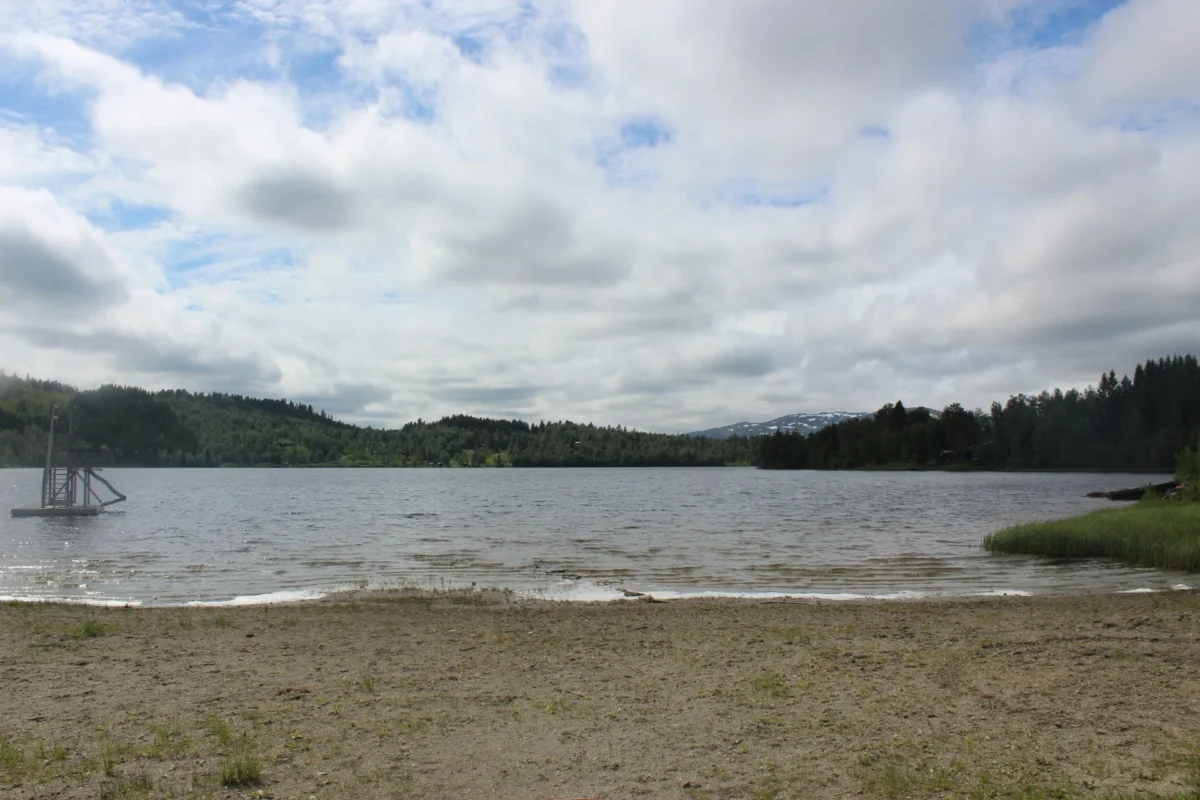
[
  {"x1": 0, "y1": 376, "x2": 756, "y2": 468},
  {"x1": 760, "y1": 355, "x2": 1200, "y2": 471}
]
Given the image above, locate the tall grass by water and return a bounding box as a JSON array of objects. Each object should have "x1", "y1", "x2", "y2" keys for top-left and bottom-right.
[{"x1": 983, "y1": 498, "x2": 1200, "y2": 571}]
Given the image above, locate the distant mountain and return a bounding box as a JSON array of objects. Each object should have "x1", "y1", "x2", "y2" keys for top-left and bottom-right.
[
  {"x1": 689, "y1": 411, "x2": 866, "y2": 439},
  {"x1": 690, "y1": 407, "x2": 943, "y2": 439},
  {"x1": 0, "y1": 374, "x2": 759, "y2": 468}
]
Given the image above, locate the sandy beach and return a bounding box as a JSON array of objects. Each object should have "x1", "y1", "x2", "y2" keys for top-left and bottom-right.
[{"x1": 3, "y1": 590, "x2": 1200, "y2": 799}]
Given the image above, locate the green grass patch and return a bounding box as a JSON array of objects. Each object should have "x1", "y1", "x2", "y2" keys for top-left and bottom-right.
[
  {"x1": 219, "y1": 751, "x2": 261, "y2": 787},
  {"x1": 0, "y1": 738, "x2": 26, "y2": 776},
  {"x1": 539, "y1": 698, "x2": 570, "y2": 714},
  {"x1": 861, "y1": 760, "x2": 1080, "y2": 800},
  {"x1": 139, "y1": 724, "x2": 190, "y2": 759},
  {"x1": 101, "y1": 744, "x2": 122, "y2": 777},
  {"x1": 752, "y1": 673, "x2": 792, "y2": 698},
  {"x1": 984, "y1": 501, "x2": 1200, "y2": 571},
  {"x1": 99, "y1": 774, "x2": 153, "y2": 799},
  {"x1": 66, "y1": 618, "x2": 117, "y2": 638},
  {"x1": 203, "y1": 715, "x2": 233, "y2": 745}
]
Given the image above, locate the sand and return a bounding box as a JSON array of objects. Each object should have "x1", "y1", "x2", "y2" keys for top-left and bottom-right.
[{"x1": 3, "y1": 589, "x2": 1200, "y2": 799}]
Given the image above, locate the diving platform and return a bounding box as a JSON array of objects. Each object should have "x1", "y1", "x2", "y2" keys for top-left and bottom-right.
[
  {"x1": 9, "y1": 404, "x2": 126, "y2": 518},
  {"x1": 11, "y1": 504, "x2": 103, "y2": 518}
]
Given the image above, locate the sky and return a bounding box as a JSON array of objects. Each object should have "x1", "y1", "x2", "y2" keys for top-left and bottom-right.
[{"x1": 0, "y1": 0, "x2": 1198, "y2": 432}]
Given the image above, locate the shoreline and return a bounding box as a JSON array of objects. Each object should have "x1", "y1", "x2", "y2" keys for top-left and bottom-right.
[
  {"x1": 4, "y1": 589, "x2": 1200, "y2": 799},
  {"x1": 3, "y1": 578, "x2": 1197, "y2": 609},
  {"x1": 0, "y1": 464, "x2": 1174, "y2": 472}
]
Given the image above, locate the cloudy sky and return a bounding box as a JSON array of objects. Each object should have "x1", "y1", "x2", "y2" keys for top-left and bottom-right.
[{"x1": 1, "y1": 0, "x2": 1198, "y2": 431}]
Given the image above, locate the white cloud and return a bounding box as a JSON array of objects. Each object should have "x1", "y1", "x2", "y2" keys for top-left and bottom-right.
[
  {"x1": 0, "y1": 123, "x2": 100, "y2": 183},
  {"x1": 1080, "y1": 0, "x2": 1200, "y2": 112},
  {"x1": 0, "y1": 0, "x2": 1198, "y2": 430},
  {"x1": 0, "y1": 0, "x2": 189, "y2": 50},
  {"x1": 573, "y1": 0, "x2": 975, "y2": 175}
]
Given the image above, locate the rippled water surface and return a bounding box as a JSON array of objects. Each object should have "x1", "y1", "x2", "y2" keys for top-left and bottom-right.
[{"x1": 0, "y1": 467, "x2": 1185, "y2": 605}]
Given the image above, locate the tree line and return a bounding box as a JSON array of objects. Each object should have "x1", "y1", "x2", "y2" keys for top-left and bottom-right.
[
  {"x1": 0, "y1": 377, "x2": 756, "y2": 468},
  {"x1": 4, "y1": 353, "x2": 1196, "y2": 471},
  {"x1": 760, "y1": 355, "x2": 1200, "y2": 471}
]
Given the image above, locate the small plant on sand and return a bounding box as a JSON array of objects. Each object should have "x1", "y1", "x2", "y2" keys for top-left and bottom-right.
[
  {"x1": 1, "y1": 739, "x2": 25, "y2": 775},
  {"x1": 204, "y1": 716, "x2": 233, "y2": 745},
  {"x1": 67, "y1": 619, "x2": 115, "y2": 638},
  {"x1": 220, "y1": 751, "x2": 261, "y2": 787},
  {"x1": 862, "y1": 761, "x2": 926, "y2": 799},
  {"x1": 776, "y1": 628, "x2": 811, "y2": 645},
  {"x1": 360, "y1": 674, "x2": 376, "y2": 693},
  {"x1": 539, "y1": 698, "x2": 569, "y2": 714},
  {"x1": 101, "y1": 744, "x2": 121, "y2": 777},
  {"x1": 98, "y1": 774, "x2": 153, "y2": 800},
  {"x1": 1184, "y1": 748, "x2": 1200, "y2": 789},
  {"x1": 141, "y1": 724, "x2": 190, "y2": 759},
  {"x1": 211, "y1": 614, "x2": 231, "y2": 628},
  {"x1": 752, "y1": 673, "x2": 791, "y2": 698}
]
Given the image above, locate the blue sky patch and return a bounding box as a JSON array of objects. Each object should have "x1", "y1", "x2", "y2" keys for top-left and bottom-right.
[
  {"x1": 85, "y1": 201, "x2": 173, "y2": 230},
  {"x1": 541, "y1": 18, "x2": 587, "y2": 59},
  {"x1": 540, "y1": 15, "x2": 590, "y2": 91},
  {"x1": 546, "y1": 64, "x2": 589, "y2": 91},
  {"x1": 122, "y1": 15, "x2": 280, "y2": 91},
  {"x1": 592, "y1": 134, "x2": 662, "y2": 189},
  {"x1": 375, "y1": 291, "x2": 422, "y2": 306},
  {"x1": 160, "y1": 241, "x2": 300, "y2": 293},
  {"x1": 969, "y1": 0, "x2": 1127, "y2": 58},
  {"x1": 0, "y1": 65, "x2": 94, "y2": 143},
  {"x1": 1117, "y1": 103, "x2": 1200, "y2": 135},
  {"x1": 720, "y1": 180, "x2": 830, "y2": 209},
  {"x1": 165, "y1": 250, "x2": 222, "y2": 277},
  {"x1": 258, "y1": 248, "x2": 297, "y2": 269},
  {"x1": 500, "y1": 1, "x2": 542, "y2": 43},
  {"x1": 287, "y1": 48, "x2": 343, "y2": 91},
  {"x1": 375, "y1": 80, "x2": 437, "y2": 123},
  {"x1": 620, "y1": 118, "x2": 672, "y2": 149},
  {"x1": 452, "y1": 32, "x2": 488, "y2": 63}
]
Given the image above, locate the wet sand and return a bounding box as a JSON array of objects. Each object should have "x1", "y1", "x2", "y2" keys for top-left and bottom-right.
[{"x1": 3, "y1": 590, "x2": 1200, "y2": 799}]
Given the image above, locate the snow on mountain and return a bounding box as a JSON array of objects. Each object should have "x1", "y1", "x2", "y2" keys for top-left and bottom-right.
[
  {"x1": 688, "y1": 411, "x2": 865, "y2": 439},
  {"x1": 688, "y1": 408, "x2": 942, "y2": 439}
]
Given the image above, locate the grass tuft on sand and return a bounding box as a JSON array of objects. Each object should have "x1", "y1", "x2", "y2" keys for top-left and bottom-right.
[
  {"x1": 220, "y1": 753, "x2": 261, "y2": 786},
  {"x1": 220, "y1": 741, "x2": 262, "y2": 787},
  {"x1": 66, "y1": 619, "x2": 117, "y2": 639},
  {"x1": 204, "y1": 716, "x2": 233, "y2": 745},
  {"x1": 983, "y1": 499, "x2": 1200, "y2": 571}
]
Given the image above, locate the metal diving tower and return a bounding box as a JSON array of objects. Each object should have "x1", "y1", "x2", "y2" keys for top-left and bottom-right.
[{"x1": 10, "y1": 404, "x2": 126, "y2": 518}]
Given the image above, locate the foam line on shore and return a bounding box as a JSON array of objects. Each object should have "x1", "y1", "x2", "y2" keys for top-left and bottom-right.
[
  {"x1": 0, "y1": 595, "x2": 141, "y2": 607},
  {"x1": 530, "y1": 583, "x2": 1039, "y2": 603},
  {"x1": 181, "y1": 589, "x2": 328, "y2": 607},
  {"x1": 1118, "y1": 584, "x2": 1193, "y2": 594},
  {"x1": 2, "y1": 581, "x2": 1191, "y2": 607}
]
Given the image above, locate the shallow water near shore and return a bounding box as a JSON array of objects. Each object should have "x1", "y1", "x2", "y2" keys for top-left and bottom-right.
[{"x1": 0, "y1": 467, "x2": 1185, "y2": 605}]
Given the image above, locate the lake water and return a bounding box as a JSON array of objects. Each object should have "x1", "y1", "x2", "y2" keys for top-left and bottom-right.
[{"x1": 0, "y1": 468, "x2": 1187, "y2": 606}]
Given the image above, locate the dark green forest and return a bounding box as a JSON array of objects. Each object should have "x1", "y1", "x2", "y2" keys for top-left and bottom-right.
[
  {"x1": 760, "y1": 355, "x2": 1200, "y2": 471},
  {"x1": 4, "y1": 353, "x2": 1196, "y2": 471},
  {"x1": 0, "y1": 374, "x2": 756, "y2": 468}
]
